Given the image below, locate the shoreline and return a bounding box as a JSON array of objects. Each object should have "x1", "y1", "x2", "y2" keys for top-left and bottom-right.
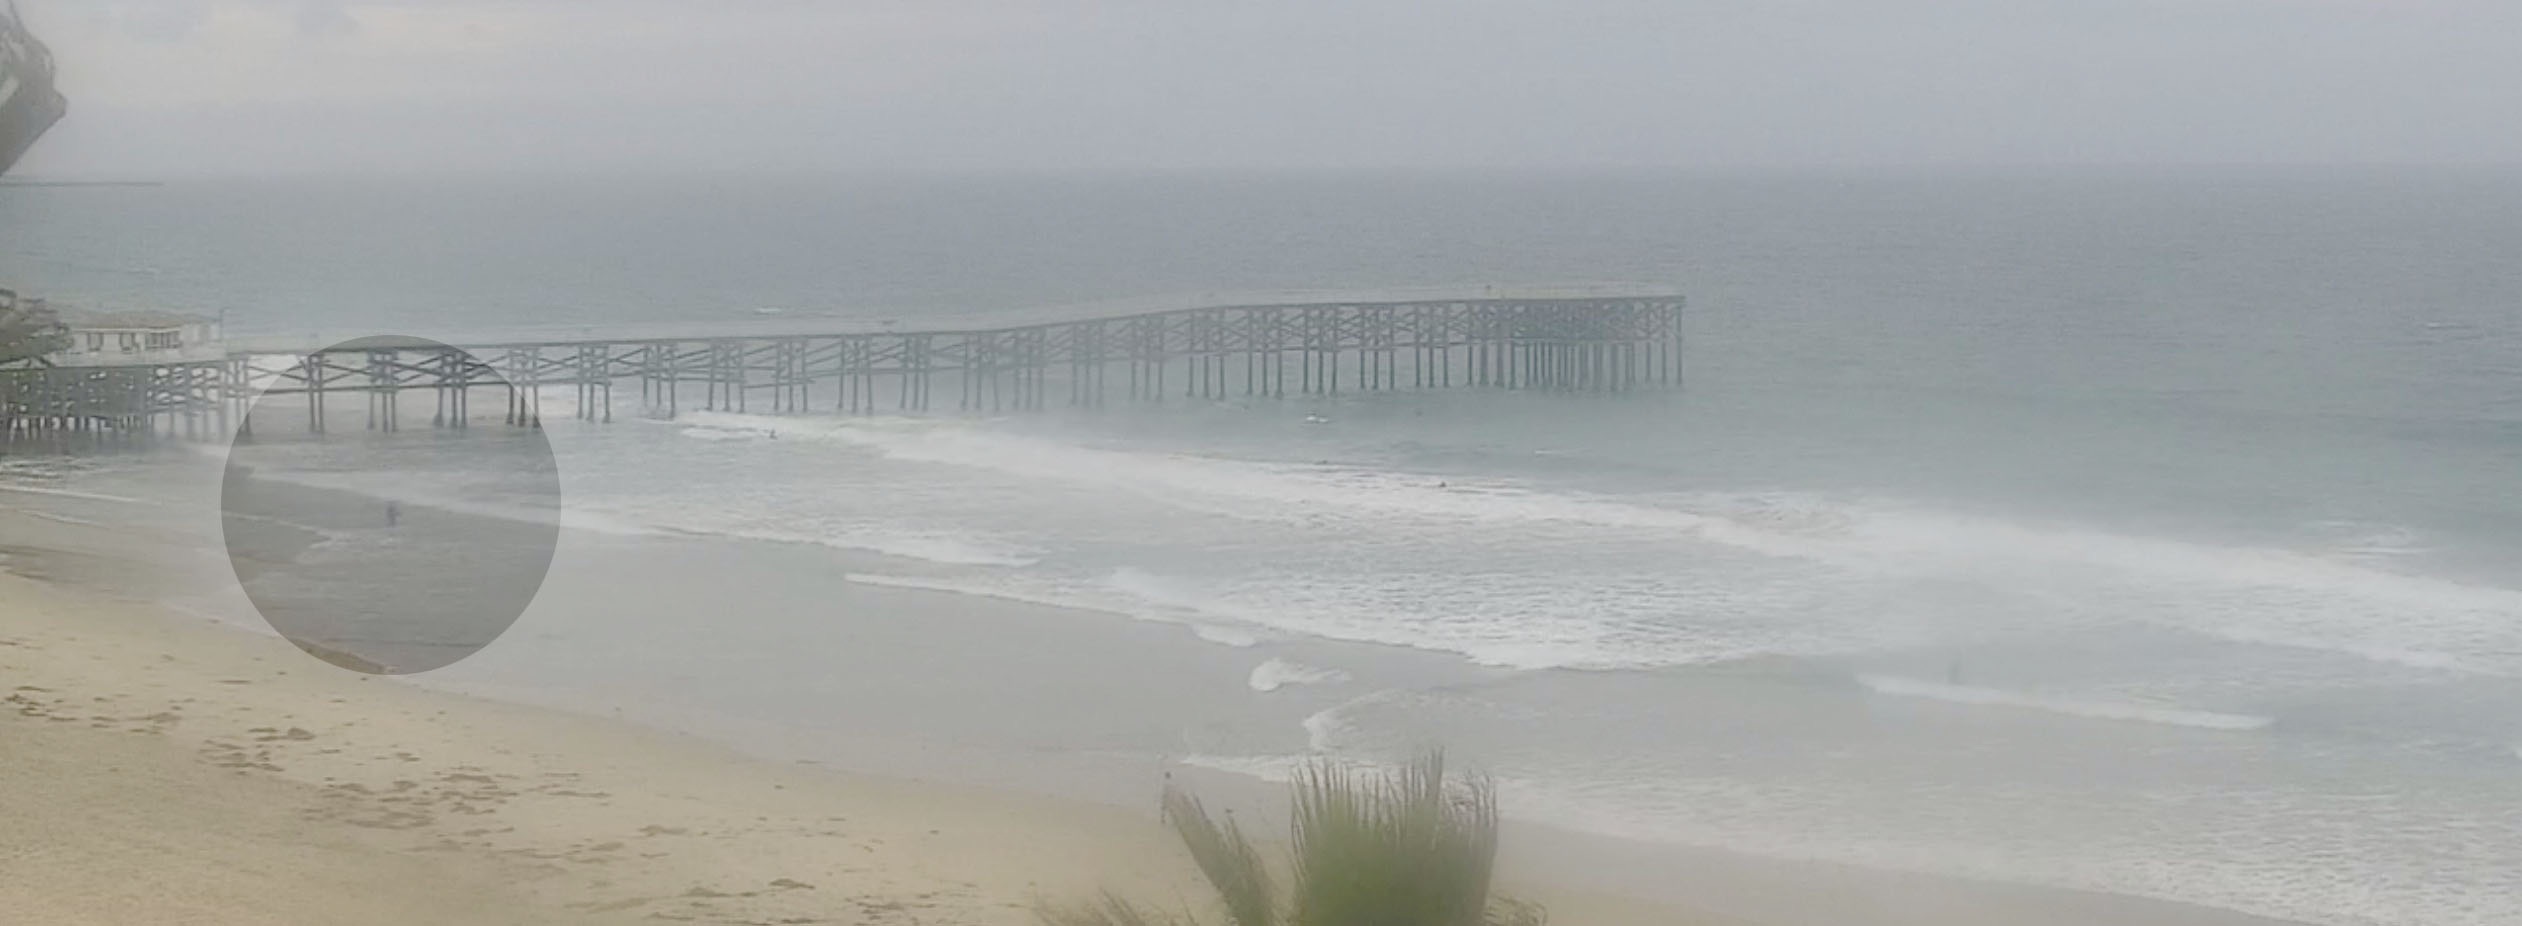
[
  {"x1": 1, "y1": 482, "x2": 2317, "y2": 926},
  {"x1": 0, "y1": 490, "x2": 1714, "y2": 926}
]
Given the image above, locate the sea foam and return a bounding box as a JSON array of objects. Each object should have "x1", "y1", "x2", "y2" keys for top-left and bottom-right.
[
  {"x1": 1246, "y1": 658, "x2": 1349, "y2": 692},
  {"x1": 1857, "y1": 675, "x2": 2274, "y2": 731}
]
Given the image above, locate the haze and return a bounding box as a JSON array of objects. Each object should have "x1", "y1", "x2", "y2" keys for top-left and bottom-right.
[{"x1": 17, "y1": 0, "x2": 2522, "y2": 177}]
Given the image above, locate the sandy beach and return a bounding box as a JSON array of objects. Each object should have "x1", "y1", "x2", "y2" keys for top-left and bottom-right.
[
  {"x1": 0, "y1": 497, "x2": 1709, "y2": 926},
  {"x1": 0, "y1": 486, "x2": 2321, "y2": 926},
  {"x1": 0, "y1": 569, "x2": 1152, "y2": 925}
]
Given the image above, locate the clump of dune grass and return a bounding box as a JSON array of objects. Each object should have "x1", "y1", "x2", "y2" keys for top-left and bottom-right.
[{"x1": 1043, "y1": 751, "x2": 1544, "y2": 926}]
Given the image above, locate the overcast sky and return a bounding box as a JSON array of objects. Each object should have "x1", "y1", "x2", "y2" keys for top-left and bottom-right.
[{"x1": 15, "y1": 0, "x2": 2522, "y2": 176}]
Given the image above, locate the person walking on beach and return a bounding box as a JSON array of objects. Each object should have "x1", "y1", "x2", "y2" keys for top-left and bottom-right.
[{"x1": 385, "y1": 501, "x2": 400, "y2": 528}]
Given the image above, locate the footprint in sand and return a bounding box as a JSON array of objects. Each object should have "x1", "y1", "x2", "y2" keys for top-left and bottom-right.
[{"x1": 576, "y1": 897, "x2": 654, "y2": 914}]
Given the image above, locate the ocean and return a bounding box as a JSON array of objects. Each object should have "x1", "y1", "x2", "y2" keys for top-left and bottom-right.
[{"x1": 5, "y1": 168, "x2": 2521, "y2": 926}]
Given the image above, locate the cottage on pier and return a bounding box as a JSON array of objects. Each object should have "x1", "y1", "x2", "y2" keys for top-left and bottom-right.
[{"x1": 46, "y1": 307, "x2": 225, "y2": 366}]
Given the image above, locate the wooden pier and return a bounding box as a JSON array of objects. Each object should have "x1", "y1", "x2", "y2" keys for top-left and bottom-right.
[
  {"x1": 3, "y1": 291, "x2": 1683, "y2": 438},
  {"x1": 0, "y1": 361, "x2": 228, "y2": 439}
]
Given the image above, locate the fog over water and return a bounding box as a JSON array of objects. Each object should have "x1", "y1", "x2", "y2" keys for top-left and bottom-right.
[
  {"x1": 6, "y1": 170, "x2": 2521, "y2": 926},
  {"x1": 9, "y1": 2, "x2": 2522, "y2": 923},
  {"x1": 17, "y1": 0, "x2": 2522, "y2": 176}
]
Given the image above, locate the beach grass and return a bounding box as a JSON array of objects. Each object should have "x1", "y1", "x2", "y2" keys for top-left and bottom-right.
[{"x1": 1043, "y1": 751, "x2": 1544, "y2": 926}]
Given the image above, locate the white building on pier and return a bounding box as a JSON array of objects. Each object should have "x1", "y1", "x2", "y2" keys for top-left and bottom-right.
[{"x1": 48, "y1": 308, "x2": 226, "y2": 367}]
